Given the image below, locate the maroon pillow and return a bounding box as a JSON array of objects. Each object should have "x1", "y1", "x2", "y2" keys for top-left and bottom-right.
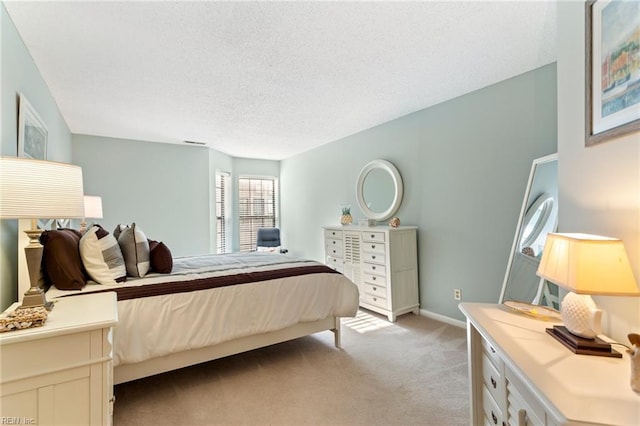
[
  {"x1": 148, "y1": 239, "x2": 173, "y2": 274},
  {"x1": 40, "y1": 228, "x2": 88, "y2": 290}
]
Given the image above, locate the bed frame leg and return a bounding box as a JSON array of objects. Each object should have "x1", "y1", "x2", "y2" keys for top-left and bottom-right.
[{"x1": 333, "y1": 317, "x2": 342, "y2": 348}]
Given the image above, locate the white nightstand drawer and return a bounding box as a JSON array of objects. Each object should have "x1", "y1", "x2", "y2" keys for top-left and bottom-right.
[
  {"x1": 363, "y1": 231, "x2": 385, "y2": 243},
  {"x1": 481, "y1": 337, "x2": 502, "y2": 370},
  {"x1": 363, "y1": 272, "x2": 387, "y2": 287}
]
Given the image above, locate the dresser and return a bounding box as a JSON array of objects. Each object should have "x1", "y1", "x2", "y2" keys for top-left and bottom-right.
[
  {"x1": 459, "y1": 303, "x2": 639, "y2": 426},
  {"x1": 323, "y1": 225, "x2": 419, "y2": 321},
  {"x1": 0, "y1": 292, "x2": 118, "y2": 425}
]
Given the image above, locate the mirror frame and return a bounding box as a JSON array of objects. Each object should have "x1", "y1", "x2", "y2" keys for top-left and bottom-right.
[
  {"x1": 499, "y1": 153, "x2": 558, "y2": 304},
  {"x1": 519, "y1": 193, "x2": 554, "y2": 250},
  {"x1": 356, "y1": 159, "x2": 404, "y2": 221}
]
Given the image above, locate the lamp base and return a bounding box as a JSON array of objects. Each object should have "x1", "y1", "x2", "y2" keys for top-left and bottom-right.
[
  {"x1": 546, "y1": 325, "x2": 621, "y2": 358},
  {"x1": 18, "y1": 286, "x2": 54, "y2": 311}
]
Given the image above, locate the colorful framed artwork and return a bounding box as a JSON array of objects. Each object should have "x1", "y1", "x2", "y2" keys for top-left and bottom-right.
[
  {"x1": 585, "y1": 0, "x2": 640, "y2": 147},
  {"x1": 18, "y1": 94, "x2": 48, "y2": 159}
]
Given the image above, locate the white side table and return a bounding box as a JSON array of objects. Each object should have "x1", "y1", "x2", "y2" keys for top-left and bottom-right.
[{"x1": 1, "y1": 292, "x2": 118, "y2": 425}]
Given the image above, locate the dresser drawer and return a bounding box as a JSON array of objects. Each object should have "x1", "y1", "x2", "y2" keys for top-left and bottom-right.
[
  {"x1": 362, "y1": 241, "x2": 385, "y2": 255},
  {"x1": 362, "y1": 262, "x2": 386, "y2": 276},
  {"x1": 362, "y1": 292, "x2": 388, "y2": 309},
  {"x1": 362, "y1": 231, "x2": 385, "y2": 243},
  {"x1": 482, "y1": 353, "x2": 504, "y2": 404},
  {"x1": 481, "y1": 338, "x2": 502, "y2": 370},
  {"x1": 363, "y1": 283, "x2": 387, "y2": 298},
  {"x1": 363, "y1": 252, "x2": 385, "y2": 265},
  {"x1": 326, "y1": 256, "x2": 343, "y2": 270},
  {"x1": 325, "y1": 240, "x2": 343, "y2": 257},
  {"x1": 363, "y1": 272, "x2": 387, "y2": 287},
  {"x1": 482, "y1": 385, "x2": 504, "y2": 426},
  {"x1": 324, "y1": 229, "x2": 343, "y2": 240}
]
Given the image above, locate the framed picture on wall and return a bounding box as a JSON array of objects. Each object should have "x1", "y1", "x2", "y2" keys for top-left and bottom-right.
[
  {"x1": 585, "y1": 0, "x2": 640, "y2": 147},
  {"x1": 18, "y1": 94, "x2": 48, "y2": 159}
]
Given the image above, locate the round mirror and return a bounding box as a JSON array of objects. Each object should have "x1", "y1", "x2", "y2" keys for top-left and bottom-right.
[
  {"x1": 356, "y1": 160, "x2": 403, "y2": 221},
  {"x1": 519, "y1": 193, "x2": 554, "y2": 256}
]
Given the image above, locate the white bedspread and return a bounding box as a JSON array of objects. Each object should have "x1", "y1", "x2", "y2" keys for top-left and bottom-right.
[{"x1": 47, "y1": 252, "x2": 359, "y2": 366}]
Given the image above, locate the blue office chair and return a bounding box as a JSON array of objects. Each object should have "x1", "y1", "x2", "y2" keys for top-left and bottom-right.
[{"x1": 256, "y1": 228, "x2": 288, "y2": 253}]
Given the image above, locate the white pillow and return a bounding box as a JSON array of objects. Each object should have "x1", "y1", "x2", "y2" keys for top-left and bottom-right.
[
  {"x1": 79, "y1": 225, "x2": 127, "y2": 285},
  {"x1": 118, "y1": 222, "x2": 150, "y2": 277}
]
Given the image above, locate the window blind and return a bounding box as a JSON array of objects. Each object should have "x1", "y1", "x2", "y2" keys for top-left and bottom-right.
[
  {"x1": 238, "y1": 177, "x2": 276, "y2": 252},
  {"x1": 215, "y1": 171, "x2": 230, "y2": 254}
]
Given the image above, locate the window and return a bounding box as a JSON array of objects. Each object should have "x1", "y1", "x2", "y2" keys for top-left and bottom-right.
[
  {"x1": 238, "y1": 176, "x2": 276, "y2": 252},
  {"x1": 215, "y1": 171, "x2": 231, "y2": 254}
]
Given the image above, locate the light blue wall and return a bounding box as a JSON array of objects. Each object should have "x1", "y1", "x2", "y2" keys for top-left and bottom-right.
[
  {"x1": 72, "y1": 135, "x2": 229, "y2": 257},
  {"x1": 1, "y1": 5, "x2": 73, "y2": 309},
  {"x1": 281, "y1": 64, "x2": 557, "y2": 322}
]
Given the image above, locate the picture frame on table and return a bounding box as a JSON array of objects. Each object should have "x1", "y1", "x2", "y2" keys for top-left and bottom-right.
[
  {"x1": 18, "y1": 94, "x2": 48, "y2": 159},
  {"x1": 585, "y1": 0, "x2": 640, "y2": 147}
]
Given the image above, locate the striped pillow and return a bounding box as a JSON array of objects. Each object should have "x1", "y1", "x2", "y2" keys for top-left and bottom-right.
[
  {"x1": 118, "y1": 223, "x2": 151, "y2": 277},
  {"x1": 80, "y1": 225, "x2": 127, "y2": 284}
]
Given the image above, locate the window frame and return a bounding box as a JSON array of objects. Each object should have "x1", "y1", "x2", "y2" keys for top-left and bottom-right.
[{"x1": 238, "y1": 175, "x2": 278, "y2": 252}]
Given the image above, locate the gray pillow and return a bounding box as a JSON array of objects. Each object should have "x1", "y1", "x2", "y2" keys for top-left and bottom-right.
[{"x1": 118, "y1": 223, "x2": 150, "y2": 277}]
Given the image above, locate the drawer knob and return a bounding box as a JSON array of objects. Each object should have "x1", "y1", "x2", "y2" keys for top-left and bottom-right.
[
  {"x1": 372, "y1": 276, "x2": 376, "y2": 281},
  {"x1": 490, "y1": 346, "x2": 496, "y2": 354},
  {"x1": 371, "y1": 234, "x2": 375, "y2": 238},
  {"x1": 373, "y1": 287, "x2": 377, "y2": 291},
  {"x1": 491, "y1": 376, "x2": 497, "y2": 389},
  {"x1": 372, "y1": 255, "x2": 376, "y2": 260},
  {"x1": 373, "y1": 297, "x2": 377, "y2": 301},
  {"x1": 371, "y1": 244, "x2": 376, "y2": 249},
  {"x1": 491, "y1": 411, "x2": 497, "y2": 425},
  {"x1": 372, "y1": 266, "x2": 376, "y2": 270}
]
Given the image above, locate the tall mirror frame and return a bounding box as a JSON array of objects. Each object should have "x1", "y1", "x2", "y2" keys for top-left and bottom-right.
[{"x1": 499, "y1": 153, "x2": 559, "y2": 308}]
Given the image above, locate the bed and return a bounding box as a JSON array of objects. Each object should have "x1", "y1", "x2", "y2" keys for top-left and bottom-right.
[{"x1": 44, "y1": 250, "x2": 359, "y2": 384}]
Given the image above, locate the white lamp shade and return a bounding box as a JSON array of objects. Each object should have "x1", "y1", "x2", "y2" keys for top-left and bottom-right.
[
  {"x1": 0, "y1": 156, "x2": 85, "y2": 219},
  {"x1": 537, "y1": 233, "x2": 640, "y2": 296},
  {"x1": 83, "y1": 195, "x2": 103, "y2": 219}
]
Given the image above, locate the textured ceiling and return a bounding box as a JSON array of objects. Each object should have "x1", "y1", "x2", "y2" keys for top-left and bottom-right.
[{"x1": 4, "y1": 1, "x2": 557, "y2": 160}]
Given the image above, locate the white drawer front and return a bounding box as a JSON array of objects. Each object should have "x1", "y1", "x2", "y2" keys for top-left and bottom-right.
[
  {"x1": 362, "y1": 262, "x2": 386, "y2": 276},
  {"x1": 362, "y1": 231, "x2": 385, "y2": 243},
  {"x1": 363, "y1": 283, "x2": 386, "y2": 298},
  {"x1": 324, "y1": 229, "x2": 343, "y2": 240},
  {"x1": 363, "y1": 252, "x2": 385, "y2": 265},
  {"x1": 481, "y1": 338, "x2": 503, "y2": 370},
  {"x1": 362, "y1": 292, "x2": 388, "y2": 309},
  {"x1": 326, "y1": 256, "x2": 343, "y2": 270},
  {"x1": 482, "y1": 354, "x2": 504, "y2": 404},
  {"x1": 482, "y1": 385, "x2": 504, "y2": 426},
  {"x1": 362, "y1": 241, "x2": 385, "y2": 255},
  {"x1": 363, "y1": 272, "x2": 387, "y2": 287},
  {"x1": 325, "y1": 240, "x2": 343, "y2": 257}
]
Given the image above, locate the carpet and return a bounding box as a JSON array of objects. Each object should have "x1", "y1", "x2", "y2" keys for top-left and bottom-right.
[{"x1": 113, "y1": 310, "x2": 469, "y2": 426}]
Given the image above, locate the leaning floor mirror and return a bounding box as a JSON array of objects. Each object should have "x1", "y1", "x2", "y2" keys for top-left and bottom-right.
[{"x1": 499, "y1": 153, "x2": 559, "y2": 310}]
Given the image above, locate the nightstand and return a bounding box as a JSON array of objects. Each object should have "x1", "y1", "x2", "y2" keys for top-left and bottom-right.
[
  {"x1": 0, "y1": 292, "x2": 118, "y2": 425},
  {"x1": 460, "y1": 302, "x2": 639, "y2": 426}
]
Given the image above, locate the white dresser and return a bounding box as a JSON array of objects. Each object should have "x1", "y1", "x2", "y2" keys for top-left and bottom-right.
[
  {"x1": 323, "y1": 225, "x2": 419, "y2": 321},
  {"x1": 459, "y1": 302, "x2": 639, "y2": 426},
  {"x1": 0, "y1": 292, "x2": 118, "y2": 425}
]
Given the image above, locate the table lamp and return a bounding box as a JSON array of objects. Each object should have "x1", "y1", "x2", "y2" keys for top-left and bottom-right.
[
  {"x1": 0, "y1": 156, "x2": 84, "y2": 310},
  {"x1": 80, "y1": 195, "x2": 103, "y2": 233},
  {"x1": 536, "y1": 233, "x2": 640, "y2": 357}
]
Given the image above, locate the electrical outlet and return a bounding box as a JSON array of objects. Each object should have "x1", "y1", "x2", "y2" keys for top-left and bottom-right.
[{"x1": 454, "y1": 289, "x2": 462, "y2": 301}]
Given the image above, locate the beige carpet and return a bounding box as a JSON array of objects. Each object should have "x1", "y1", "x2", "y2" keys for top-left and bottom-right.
[{"x1": 113, "y1": 310, "x2": 469, "y2": 426}]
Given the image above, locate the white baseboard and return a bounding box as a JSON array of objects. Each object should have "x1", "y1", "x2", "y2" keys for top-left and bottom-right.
[{"x1": 420, "y1": 308, "x2": 466, "y2": 329}]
